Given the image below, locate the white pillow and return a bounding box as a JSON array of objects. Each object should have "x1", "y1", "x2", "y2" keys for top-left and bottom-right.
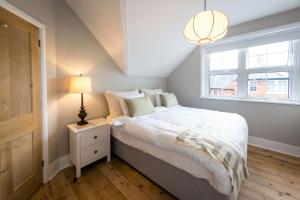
[
  {"x1": 119, "y1": 93, "x2": 145, "y2": 116},
  {"x1": 104, "y1": 89, "x2": 139, "y2": 117},
  {"x1": 141, "y1": 88, "x2": 163, "y2": 106}
]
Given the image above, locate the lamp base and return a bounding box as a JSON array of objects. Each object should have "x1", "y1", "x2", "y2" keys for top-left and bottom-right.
[
  {"x1": 77, "y1": 105, "x2": 88, "y2": 126},
  {"x1": 77, "y1": 120, "x2": 88, "y2": 126}
]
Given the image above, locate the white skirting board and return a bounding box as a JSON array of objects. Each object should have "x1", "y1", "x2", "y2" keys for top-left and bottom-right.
[
  {"x1": 248, "y1": 136, "x2": 300, "y2": 158},
  {"x1": 47, "y1": 154, "x2": 72, "y2": 181},
  {"x1": 46, "y1": 136, "x2": 300, "y2": 181}
]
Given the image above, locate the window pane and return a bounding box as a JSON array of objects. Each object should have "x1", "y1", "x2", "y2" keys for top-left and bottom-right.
[
  {"x1": 210, "y1": 75, "x2": 238, "y2": 96},
  {"x1": 247, "y1": 41, "x2": 290, "y2": 69},
  {"x1": 248, "y1": 72, "x2": 289, "y2": 99},
  {"x1": 210, "y1": 50, "x2": 238, "y2": 71}
]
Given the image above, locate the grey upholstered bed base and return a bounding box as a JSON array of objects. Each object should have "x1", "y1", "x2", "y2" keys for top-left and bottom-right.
[{"x1": 112, "y1": 136, "x2": 234, "y2": 200}]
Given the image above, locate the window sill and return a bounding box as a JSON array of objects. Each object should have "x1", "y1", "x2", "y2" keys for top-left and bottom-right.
[{"x1": 199, "y1": 96, "x2": 300, "y2": 106}]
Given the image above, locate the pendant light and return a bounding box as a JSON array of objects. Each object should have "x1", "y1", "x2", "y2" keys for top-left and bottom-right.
[{"x1": 184, "y1": 0, "x2": 229, "y2": 45}]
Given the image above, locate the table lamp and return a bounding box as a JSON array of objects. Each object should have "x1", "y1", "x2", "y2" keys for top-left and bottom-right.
[{"x1": 69, "y1": 74, "x2": 92, "y2": 126}]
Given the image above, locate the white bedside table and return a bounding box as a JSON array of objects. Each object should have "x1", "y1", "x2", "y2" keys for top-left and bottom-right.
[{"x1": 67, "y1": 118, "x2": 110, "y2": 178}]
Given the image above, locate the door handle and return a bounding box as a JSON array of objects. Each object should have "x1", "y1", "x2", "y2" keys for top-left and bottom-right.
[{"x1": 0, "y1": 169, "x2": 7, "y2": 174}]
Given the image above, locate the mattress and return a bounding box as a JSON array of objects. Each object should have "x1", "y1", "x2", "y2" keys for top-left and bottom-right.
[
  {"x1": 111, "y1": 127, "x2": 232, "y2": 194},
  {"x1": 108, "y1": 105, "x2": 248, "y2": 195}
]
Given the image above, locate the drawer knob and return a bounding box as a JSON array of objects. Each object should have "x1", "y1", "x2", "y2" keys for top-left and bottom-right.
[
  {"x1": 94, "y1": 136, "x2": 98, "y2": 139},
  {"x1": 94, "y1": 150, "x2": 98, "y2": 154}
]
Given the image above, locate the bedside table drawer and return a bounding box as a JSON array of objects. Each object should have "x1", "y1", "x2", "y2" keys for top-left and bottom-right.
[
  {"x1": 80, "y1": 126, "x2": 108, "y2": 148},
  {"x1": 81, "y1": 141, "x2": 107, "y2": 166}
]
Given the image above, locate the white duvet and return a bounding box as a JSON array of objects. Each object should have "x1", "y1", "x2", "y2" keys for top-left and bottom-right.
[{"x1": 110, "y1": 105, "x2": 248, "y2": 195}]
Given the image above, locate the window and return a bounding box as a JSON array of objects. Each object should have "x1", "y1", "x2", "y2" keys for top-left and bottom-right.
[
  {"x1": 202, "y1": 33, "x2": 300, "y2": 104},
  {"x1": 248, "y1": 79, "x2": 257, "y2": 93},
  {"x1": 248, "y1": 72, "x2": 289, "y2": 99},
  {"x1": 210, "y1": 50, "x2": 238, "y2": 70},
  {"x1": 210, "y1": 74, "x2": 238, "y2": 96},
  {"x1": 247, "y1": 42, "x2": 290, "y2": 69}
]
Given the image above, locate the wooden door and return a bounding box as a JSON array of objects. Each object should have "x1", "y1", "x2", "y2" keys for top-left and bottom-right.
[{"x1": 0, "y1": 6, "x2": 42, "y2": 200}]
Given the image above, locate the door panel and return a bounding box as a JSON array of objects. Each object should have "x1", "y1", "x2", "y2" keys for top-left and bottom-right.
[
  {"x1": 9, "y1": 26, "x2": 32, "y2": 118},
  {"x1": 12, "y1": 133, "x2": 33, "y2": 190},
  {"x1": 0, "y1": 14, "x2": 32, "y2": 122},
  {"x1": 0, "y1": 6, "x2": 42, "y2": 200},
  {"x1": 0, "y1": 22, "x2": 10, "y2": 122},
  {"x1": 0, "y1": 143, "x2": 12, "y2": 199}
]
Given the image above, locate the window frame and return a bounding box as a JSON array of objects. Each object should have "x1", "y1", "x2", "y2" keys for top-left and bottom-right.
[{"x1": 201, "y1": 24, "x2": 300, "y2": 105}]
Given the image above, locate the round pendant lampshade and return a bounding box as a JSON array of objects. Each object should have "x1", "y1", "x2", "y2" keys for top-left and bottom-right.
[{"x1": 184, "y1": 9, "x2": 229, "y2": 45}]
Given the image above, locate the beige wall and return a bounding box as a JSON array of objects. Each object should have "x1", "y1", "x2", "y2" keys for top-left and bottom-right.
[
  {"x1": 5, "y1": 0, "x2": 166, "y2": 163},
  {"x1": 54, "y1": 0, "x2": 166, "y2": 159},
  {"x1": 167, "y1": 8, "x2": 300, "y2": 147}
]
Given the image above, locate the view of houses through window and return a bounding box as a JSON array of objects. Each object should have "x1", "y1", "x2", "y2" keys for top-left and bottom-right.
[
  {"x1": 248, "y1": 72, "x2": 289, "y2": 99},
  {"x1": 210, "y1": 75, "x2": 238, "y2": 96},
  {"x1": 207, "y1": 41, "x2": 292, "y2": 100},
  {"x1": 209, "y1": 72, "x2": 289, "y2": 99}
]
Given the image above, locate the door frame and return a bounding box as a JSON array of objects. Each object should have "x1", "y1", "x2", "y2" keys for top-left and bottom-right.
[{"x1": 0, "y1": 0, "x2": 49, "y2": 183}]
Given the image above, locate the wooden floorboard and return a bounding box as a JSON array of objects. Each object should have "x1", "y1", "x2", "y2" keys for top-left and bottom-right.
[
  {"x1": 30, "y1": 145, "x2": 300, "y2": 200},
  {"x1": 85, "y1": 164, "x2": 127, "y2": 200}
]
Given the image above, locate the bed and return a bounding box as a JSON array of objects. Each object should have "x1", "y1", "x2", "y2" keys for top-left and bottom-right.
[{"x1": 108, "y1": 105, "x2": 248, "y2": 200}]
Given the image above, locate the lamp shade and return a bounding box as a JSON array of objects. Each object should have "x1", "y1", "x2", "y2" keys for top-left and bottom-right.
[
  {"x1": 184, "y1": 9, "x2": 228, "y2": 45},
  {"x1": 69, "y1": 75, "x2": 92, "y2": 94}
]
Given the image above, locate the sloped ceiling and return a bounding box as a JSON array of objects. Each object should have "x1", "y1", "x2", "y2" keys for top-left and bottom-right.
[
  {"x1": 64, "y1": 0, "x2": 127, "y2": 73},
  {"x1": 65, "y1": 0, "x2": 300, "y2": 77}
]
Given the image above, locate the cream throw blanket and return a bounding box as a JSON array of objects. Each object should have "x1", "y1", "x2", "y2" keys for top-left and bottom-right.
[{"x1": 176, "y1": 131, "x2": 249, "y2": 199}]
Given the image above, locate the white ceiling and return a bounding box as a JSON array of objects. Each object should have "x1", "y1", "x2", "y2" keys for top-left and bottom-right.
[
  {"x1": 204, "y1": 0, "x2": 300, "y2": 25},
  {"x1": 65, "y1": 0, "x2": 300, "y2": 77},
  {"x1": 126, "y1": 0, "x2": 200, "y2": 77}
]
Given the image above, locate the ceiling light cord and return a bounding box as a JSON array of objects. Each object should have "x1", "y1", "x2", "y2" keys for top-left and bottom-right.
[{"x1": 204, "y1": 0, "x2": 207, "y2": 11}]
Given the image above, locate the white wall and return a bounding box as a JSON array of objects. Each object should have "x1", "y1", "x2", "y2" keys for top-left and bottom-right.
[{"x1": 167, "y1": 8, "x2": 300, "y2": 147}]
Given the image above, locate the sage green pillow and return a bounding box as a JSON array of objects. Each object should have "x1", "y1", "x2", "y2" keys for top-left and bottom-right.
[
  {"x1": 160, "y1": 93, "x2": 178, "y2": 107},
  {"x1": 125, "y1": 96, "x2": 155, "y2": 117}
]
